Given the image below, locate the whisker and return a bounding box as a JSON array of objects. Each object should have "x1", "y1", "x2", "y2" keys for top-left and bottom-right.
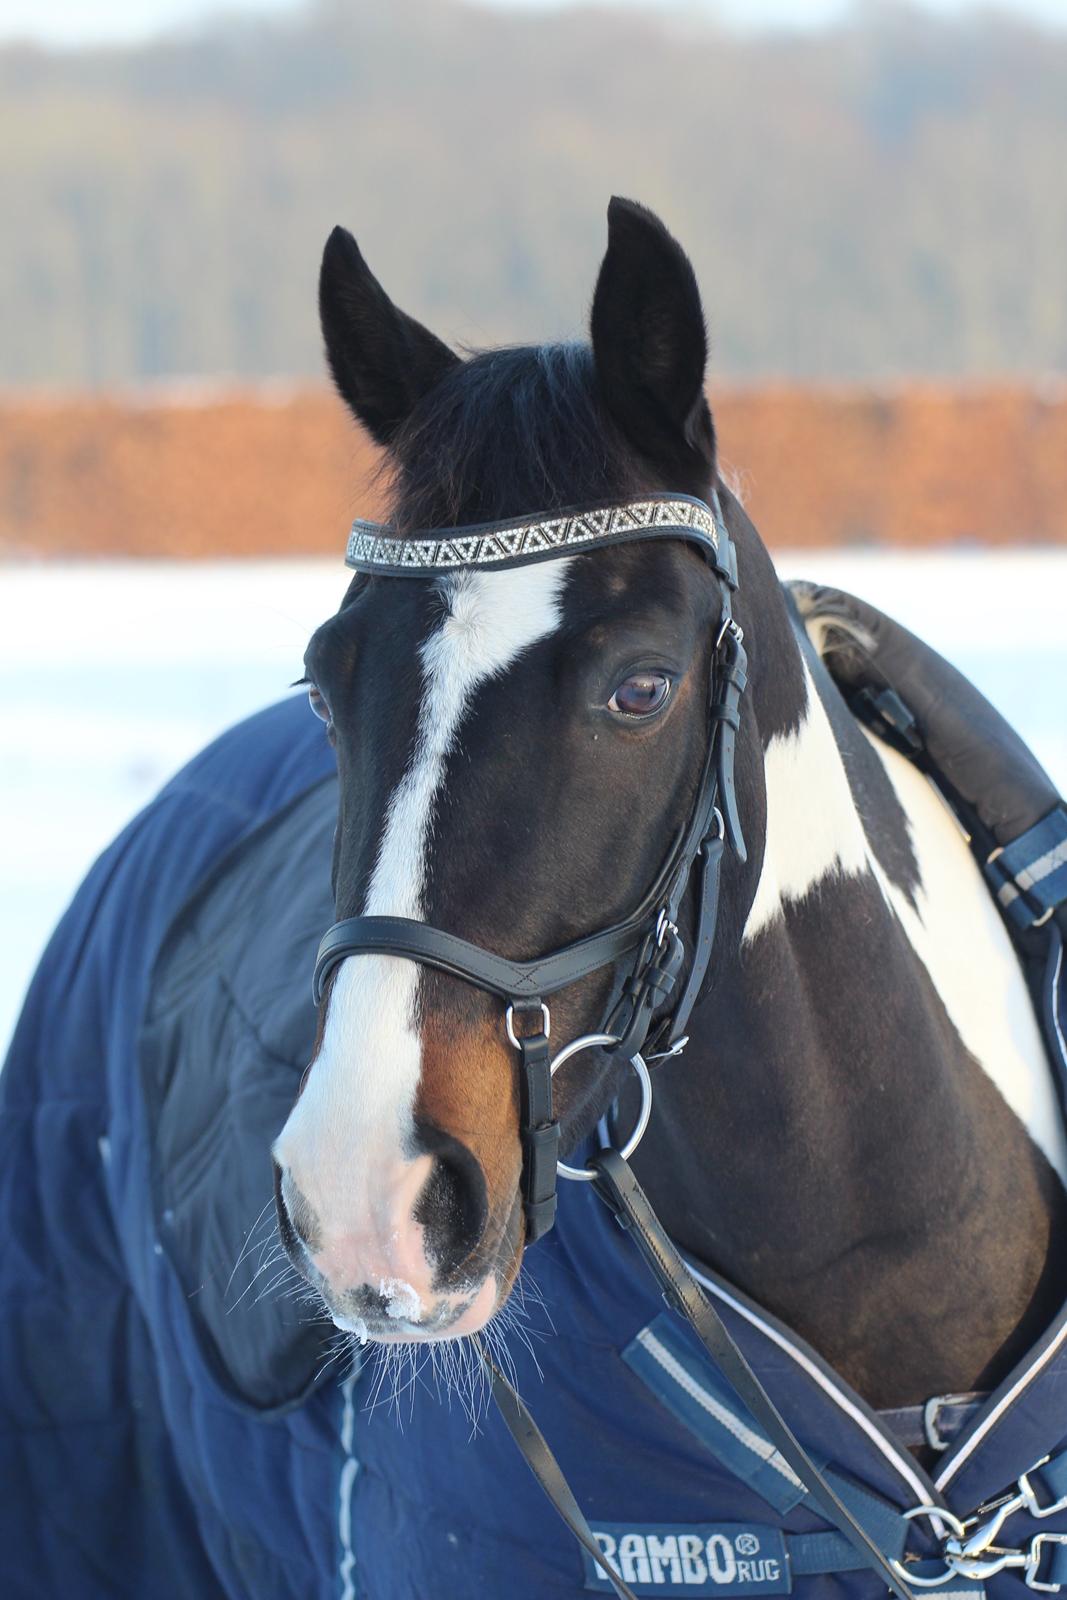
[{"x1": 224, "y1": 1194, "x2": 278, "y2": 1297}]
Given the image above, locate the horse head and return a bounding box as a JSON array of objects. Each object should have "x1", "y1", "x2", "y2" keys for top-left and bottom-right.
[{"x1": 272, "y1": 198, "x2": 743, "y2": 1343}]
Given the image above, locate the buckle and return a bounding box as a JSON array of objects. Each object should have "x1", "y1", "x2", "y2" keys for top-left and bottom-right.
[
  {"x1": 505, "y1": 1001, "x2": 551, "y2": 1049},
  {"x1": 715, "y1": 614, "x2": 744, "y2": 651},
  {"x1": 923, "y1": 1392, "x2": 978, "y2": 1452},
  {"x1": 1022, "y1": 1459, "x2": 1067, "y2": 1521},
  {"x1": 1027, "y1": 1534, "x2": 1067, "y2": 1592}
]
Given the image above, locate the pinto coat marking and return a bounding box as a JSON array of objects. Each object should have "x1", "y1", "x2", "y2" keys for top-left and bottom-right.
[{"x1": 743, "y1": 643, "x2": 1067, "y2": 1185}]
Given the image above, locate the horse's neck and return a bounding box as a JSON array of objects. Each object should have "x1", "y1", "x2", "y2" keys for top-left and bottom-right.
[{"x1": 635, "y1": 540, "x2": 1067, "y2": 1409}]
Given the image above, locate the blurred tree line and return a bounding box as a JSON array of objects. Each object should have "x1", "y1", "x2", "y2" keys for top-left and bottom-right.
[{"x1": 1, "y1": 0, "x2": 1066, "y2": 386}]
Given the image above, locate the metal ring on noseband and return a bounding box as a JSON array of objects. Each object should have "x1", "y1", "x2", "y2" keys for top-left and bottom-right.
[
  {"x1": 549, "y1": 1032, "x2": 653, "y2": 1182},
  {"x1": 505, "y1": 1001, "x2": 551, "y2": 1049}
]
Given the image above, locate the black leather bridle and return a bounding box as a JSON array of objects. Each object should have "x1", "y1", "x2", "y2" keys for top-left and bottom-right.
[
  {"x1": 313, "y1": 491, "x2": 748, "y2": 1241},
  {"x1": 309, "y1": 489, "x2": 919, "y2": 1600}
]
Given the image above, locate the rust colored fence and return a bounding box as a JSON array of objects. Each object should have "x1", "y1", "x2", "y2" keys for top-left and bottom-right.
[{"x1": 2, "y1": 383, "x2": 1066, "y2": 558}]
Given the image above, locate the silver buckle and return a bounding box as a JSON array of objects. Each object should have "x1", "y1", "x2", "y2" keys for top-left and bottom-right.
[
  {"x1": 923, "y1": 1393, "x2": 977, "y2": 1452},
  {"x1": 1027, "y1": 1533, "x2": 1067, "y2": 1592},
  {"x1": 715, "y1": 614, "x2": 744, "y2": 650},
  {"x1": 1022, "y1": 1459, "x2": 1067, "y2": 1521},
  {"x1": 648, "y1": 1036, "x2": 689, "y2": 1062},
  {"x1": 505, "y1": 1001, "x2": 551, "y2": 1049}
]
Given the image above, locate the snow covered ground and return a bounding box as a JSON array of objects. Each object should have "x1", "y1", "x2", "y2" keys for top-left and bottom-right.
[{"x1": 2, "y1": 552, "x2": 1065, "y2": 1054}]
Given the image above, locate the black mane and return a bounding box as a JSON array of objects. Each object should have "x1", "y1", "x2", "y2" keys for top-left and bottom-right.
[{"x1": 387, "y1": 343, "x2": 648, "y2": 534}]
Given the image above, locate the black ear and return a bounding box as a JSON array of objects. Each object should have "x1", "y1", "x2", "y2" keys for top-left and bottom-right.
[
  {"x1": 319, "y1": 225, "x2": 460, "y2": 447},
  {"x1": 590, "y1": 197, "x2": 715, "y2": 485}
]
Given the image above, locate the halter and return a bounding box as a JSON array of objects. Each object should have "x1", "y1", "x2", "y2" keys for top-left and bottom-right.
[{"x1": 313, "y1": 490, "x2": 749, "y2": 1242}]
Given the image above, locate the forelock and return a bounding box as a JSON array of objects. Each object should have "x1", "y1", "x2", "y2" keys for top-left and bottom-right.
[{"x1": 387, "y1": 342, "x2": 646, "y2": 534}]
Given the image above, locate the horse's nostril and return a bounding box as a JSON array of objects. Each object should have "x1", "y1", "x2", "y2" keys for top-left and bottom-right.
[{"x1": 413, "y1": 1124, "x2": 489, "y2": 1280}]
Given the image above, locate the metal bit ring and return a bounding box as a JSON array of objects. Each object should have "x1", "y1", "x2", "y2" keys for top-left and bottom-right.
[{"x1": 549, "y1": 1032, "x2": 653, "y2": 1182}]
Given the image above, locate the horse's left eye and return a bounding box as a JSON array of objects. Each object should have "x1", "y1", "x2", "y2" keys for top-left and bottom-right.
[
  {"x1": 307, "y1": 683, "x2": 332, "y2": 724},
  {"x1": 608, "y1": 672, "x2": 672, "y2": 717}
]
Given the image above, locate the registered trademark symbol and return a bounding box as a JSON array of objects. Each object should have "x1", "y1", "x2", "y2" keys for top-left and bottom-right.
[{"x1": 734, "y1": 1533, "x2": 761, "y2": 1556}]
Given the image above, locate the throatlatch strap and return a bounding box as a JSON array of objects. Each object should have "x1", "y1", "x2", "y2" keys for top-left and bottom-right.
[
  {"x1": 666, "y1": 833, "x2": 725, "y2": 1052},
  {"x1": 712, "y1": 623, "x2": 749, "y2": 863}
]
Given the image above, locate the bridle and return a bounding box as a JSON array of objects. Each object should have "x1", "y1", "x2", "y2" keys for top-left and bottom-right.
[
  {"x1": 312, "y1": 491, "x2": 749, "y2": 1241},
  {"x1": 309, "y1": 488, "x2": 918, "y2": 1600}
]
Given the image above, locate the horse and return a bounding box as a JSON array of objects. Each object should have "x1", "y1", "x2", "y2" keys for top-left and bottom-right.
[
  {"x1": 7, "y1": 195, "x2": 1067, "y2": 1600},
  {"x1": 272, "y1": 195, "x2": 1067, "y2": 1413}
]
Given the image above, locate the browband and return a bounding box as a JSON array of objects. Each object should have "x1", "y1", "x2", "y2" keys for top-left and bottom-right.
[{"x1": 345, "y1": 493, "x2": 737, "y2": 586}]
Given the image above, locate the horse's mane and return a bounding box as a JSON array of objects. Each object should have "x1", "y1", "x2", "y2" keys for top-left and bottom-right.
[{"x1": 386, "y1": 342, "x2": 647, "y2": 534}]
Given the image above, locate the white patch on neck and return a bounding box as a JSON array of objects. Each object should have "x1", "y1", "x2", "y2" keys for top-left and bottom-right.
[
  {"x1": 863, "y1": 733, "x2": 1067, "y2": 1184},
  {"x1": 275, "y1": 560, "x2": 572, "y2": 1216},
  {"x1": 744, "y1": 653, "x2": 1067, "y2": 1183},
  {"x1": 743, "y1": 660, "x2": 871, "y2": 943}
]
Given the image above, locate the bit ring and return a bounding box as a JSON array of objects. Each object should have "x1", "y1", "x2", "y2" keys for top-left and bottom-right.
[{"x1": 549, "y1": 1032, "x2": 653, "y2": 1182}]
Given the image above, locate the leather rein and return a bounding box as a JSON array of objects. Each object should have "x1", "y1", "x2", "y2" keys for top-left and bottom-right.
[{"x1": 311, "y1": 490, "x2": 919, "y2": 1600}]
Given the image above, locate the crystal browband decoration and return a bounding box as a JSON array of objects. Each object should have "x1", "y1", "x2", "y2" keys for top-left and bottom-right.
[{"x1": 344, "y1": 496, "x2": 719, "y2": 575}]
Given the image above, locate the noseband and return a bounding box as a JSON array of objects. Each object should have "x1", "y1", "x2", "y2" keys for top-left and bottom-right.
[{"x1": 313, "y1": 491, "x2": 749, "y2": 1242}]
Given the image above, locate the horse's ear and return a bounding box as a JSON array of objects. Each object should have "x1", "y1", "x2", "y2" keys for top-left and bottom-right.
[
  {"x1": 590, "y1": 197, "x2": 715, "y2": 483},
  {"x1": 319, "y1": 225, "x2": 460, "y2": 447}
]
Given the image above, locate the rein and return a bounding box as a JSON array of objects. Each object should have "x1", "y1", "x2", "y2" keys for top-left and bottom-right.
[{"x1": 312, "y1": 490, "x2": 918, "y2": 1600}]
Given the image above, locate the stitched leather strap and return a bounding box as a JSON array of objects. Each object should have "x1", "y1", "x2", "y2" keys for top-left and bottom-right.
[
  {"x1": 313, "y1": 912, "x2": 648, "y2": 1006},
  {"x1": 514, "y1": 1012, "x2": 560, "y2": 1242},
  {"x1": 713, "y1": 623, "x2": 749, "y2": 863},
  {"x1": 663, "y1": 833, "x2": 725, "y2": 1052}
]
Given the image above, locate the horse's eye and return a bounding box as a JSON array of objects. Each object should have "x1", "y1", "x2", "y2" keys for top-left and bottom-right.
[
  {"x1": 608, "y1": 672, "x2": 672, "y2": 717},
  {"x1": 307, "y1": 683, "x2": 332, "y2": 724}
]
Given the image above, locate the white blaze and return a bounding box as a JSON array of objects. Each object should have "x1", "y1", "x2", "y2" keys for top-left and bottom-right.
[{"x1": 274, "y1": 560, "x2": 572, "y2": 1238}]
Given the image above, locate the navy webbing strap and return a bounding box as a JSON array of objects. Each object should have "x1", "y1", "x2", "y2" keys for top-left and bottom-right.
[
  {"x1": 985, "y1": 806, "x2": 1067, "y2": 932},
  {"x1": 624, "y1": 1312, "x2": 975, "y2": 1526},
  {"x1": 878, "y1": 1396, "x2": 985, "y2": 1453}
]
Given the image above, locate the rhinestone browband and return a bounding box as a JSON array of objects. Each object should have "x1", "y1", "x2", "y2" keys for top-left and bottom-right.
[{"x1": 344, "y1": 493, "x2": 726, "y2": 577}]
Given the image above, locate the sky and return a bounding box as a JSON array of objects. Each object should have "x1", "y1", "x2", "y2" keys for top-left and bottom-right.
[{"x1": 1, "y1": 0, "x2": 1065, "y2": 48}]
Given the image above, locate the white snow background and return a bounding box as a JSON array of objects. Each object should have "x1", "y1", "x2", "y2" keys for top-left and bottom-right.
[{"x1": 2, "y1": 551, "x2": 1065, "y2": 1056}]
